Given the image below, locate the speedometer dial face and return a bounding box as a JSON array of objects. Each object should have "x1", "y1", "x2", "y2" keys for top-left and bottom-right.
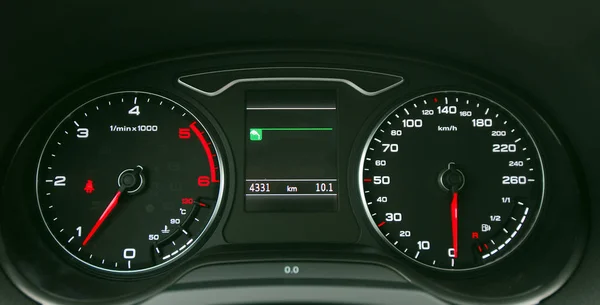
[
  {"x1": 36, "y1": 91, "x2": 225, "y2": 274},
  {"x1": 359, "y1": 91, "x2": 544, "y2": 270}
]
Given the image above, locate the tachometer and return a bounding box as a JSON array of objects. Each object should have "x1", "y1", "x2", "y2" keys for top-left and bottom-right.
[
  {"x1": 36, "y1": 91, "x2": 225, "y2": 274},
  {"x1": 359, "y1": 91, "x2": 544, "y2": 270}
]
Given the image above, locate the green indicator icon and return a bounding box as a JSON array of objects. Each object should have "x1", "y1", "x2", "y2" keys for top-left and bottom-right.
[{"x1": 249, "y1": 128, "x2": 263, "y2": 141}]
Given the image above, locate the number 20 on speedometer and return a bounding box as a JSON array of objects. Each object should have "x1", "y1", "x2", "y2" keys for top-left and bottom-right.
[{"x1": 359, "y1": 91, "x2": 544, "y2": 270}]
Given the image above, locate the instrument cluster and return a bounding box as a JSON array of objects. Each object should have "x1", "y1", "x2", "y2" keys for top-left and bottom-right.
[{"x1": 0, "y1": 50, "x2": 587, "y2": 305}]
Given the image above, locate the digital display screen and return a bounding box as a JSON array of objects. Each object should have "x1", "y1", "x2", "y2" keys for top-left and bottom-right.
[{"x1": 245, "y1": 90, "x2": 337, "y2": 212}]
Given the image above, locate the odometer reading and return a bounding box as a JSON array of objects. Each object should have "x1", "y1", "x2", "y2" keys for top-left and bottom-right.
[
  {"x1": 359, "y1": 91, "x2": 544, "y2": 270},
  {"x1": 37, "y1": 91, "x2": 225, "y2": 274}
]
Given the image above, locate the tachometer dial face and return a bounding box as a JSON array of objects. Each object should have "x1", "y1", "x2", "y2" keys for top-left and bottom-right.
[
  {"x1": 359, "y1": 91, "x2": 544, "y2": 270},
  {"x1": 36, "y1": 91, "x2": 225, "y2": 274}
]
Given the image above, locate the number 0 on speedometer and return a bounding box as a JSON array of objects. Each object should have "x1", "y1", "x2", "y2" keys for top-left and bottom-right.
[{"x1": 359, "y1": 91, "x2": 544, "y2": 270}]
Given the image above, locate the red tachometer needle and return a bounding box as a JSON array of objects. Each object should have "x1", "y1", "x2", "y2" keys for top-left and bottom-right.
[
  {"x1": 451, "y1": 192, "x2": 458, "y2": 258},
  {"x1": 82, "y1": 190, "x2": 122, "y2": 246}
]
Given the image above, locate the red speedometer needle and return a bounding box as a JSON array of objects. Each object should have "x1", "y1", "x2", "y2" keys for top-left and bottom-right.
[
  {"x1": 82, "y1": 190, "x2": 122, "y2": 246},
  {"x1": 451, "y1": 192, "x2": 458, "y2": 258}
]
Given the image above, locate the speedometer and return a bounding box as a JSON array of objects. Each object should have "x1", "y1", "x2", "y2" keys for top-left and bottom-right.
[{"x1": 359, "y1": 91, "x2": 544, "y2": 270}]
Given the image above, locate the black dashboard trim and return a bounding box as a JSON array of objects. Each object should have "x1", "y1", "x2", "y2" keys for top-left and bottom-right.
[{"x1": 177, "y1": 67, "x2": 405, "y2": 97}]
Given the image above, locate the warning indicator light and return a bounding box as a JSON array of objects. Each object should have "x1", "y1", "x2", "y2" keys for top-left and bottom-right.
[{"x1": 84, "y1": 180, "x2": 95, "y2": 194}]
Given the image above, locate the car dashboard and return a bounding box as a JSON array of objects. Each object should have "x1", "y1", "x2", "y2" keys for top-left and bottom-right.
[{"x1": 0, "y1": 3, "x2": 598, "y2": 305}]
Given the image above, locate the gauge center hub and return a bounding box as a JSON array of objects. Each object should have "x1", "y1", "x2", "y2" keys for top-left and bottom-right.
[
  {"x1": 439, "y1": 162, "x2": 465, "y2": 192},
  {"x1": 117, "y1": 165, "x2": 145, "y2": 194}
]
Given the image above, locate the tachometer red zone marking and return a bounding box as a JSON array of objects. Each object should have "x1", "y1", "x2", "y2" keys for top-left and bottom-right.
[{"x1": 189, "y1": 122, "x2": 219, "y2": 183}]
